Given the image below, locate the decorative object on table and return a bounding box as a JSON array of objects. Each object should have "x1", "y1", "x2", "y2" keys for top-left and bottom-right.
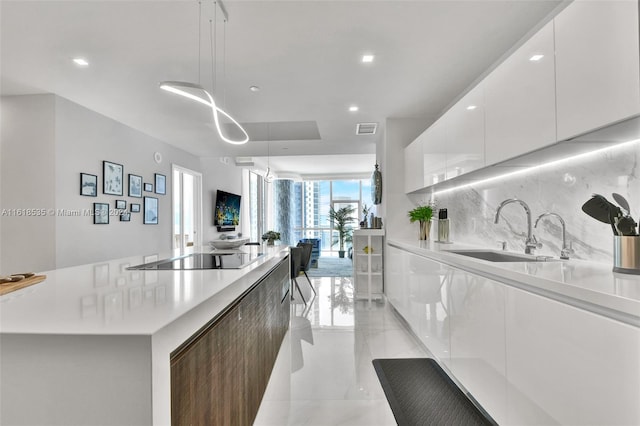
[
  {"x1": 130, "y1": 203, "x2": 141, "y2": 213},
  {"x1": 93, "y1": 202, "x2": 109, "y2": 224},
  {"x1": 362, "y1": 204, "x2": 371, "y2": 228},
  {"x1": 262, "y1": 231, "x2": 281, "y2": 246},
  {"x1": 371, "y1": 163, "x2": 382, "y2": 205},
  {"x1": 0, "y1": 273, "x2": 46, "y2": 296},
  {"x1": 80, "y1": 173, "x2": 98, "y2": 197},
  {"x1": 209, "y1": 237, "x2": 250, "y2": 250},
  {"x1": 159, "y1": 1, "x2": 249, "y2": 145},
  {"x1": 329, "y1": 205, "x2": 356, "y2": 258},
  {"x1": 128, "y1": 174, "x2": 142, "y2": 198},
  {"x1": 103, "y1": 160, "x2": 123, "y2": 196},
  {"x1": 408, "y1": 203, "x2": 435, "y2": 240},
  {"x1": 144, "y1": 183, "x2": 153, "y2": 192},
  {"x1": 155, "y1": 173, "x2": 166, "y2": 195},
  {"x1": 143, "y1": 196, "x2": 159, "y2": 224},
  {"x1": 115, "y1": 199, "x2": 126, "y2": 210},
  {"x1": 120, "y1": 211, "x2": 131, "y2": 222},
  {"x1": 363, "y1": 245, "x2": 372, "y2": 254}
]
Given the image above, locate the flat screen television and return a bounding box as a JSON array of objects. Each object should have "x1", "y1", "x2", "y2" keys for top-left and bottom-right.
[{"x1": 214, "y1": 190, "x2": 241, "y2": 230}]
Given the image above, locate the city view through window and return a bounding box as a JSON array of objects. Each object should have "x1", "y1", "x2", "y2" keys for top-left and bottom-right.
[{"x1": 274, "y1": 179, "x2": 376, "y2": 255}]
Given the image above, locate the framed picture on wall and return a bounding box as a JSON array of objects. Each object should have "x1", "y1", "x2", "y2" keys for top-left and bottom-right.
[
  {"x1": 93, "y1": 202, "x2": 109, "y2": 224},
  {"x1": 155, "y1": 174, "x2": 166, "y2": 195},
  {"x1": 115, "y1": 200, "x2": 126, "y2": 210},
  {"x1": 103, "y1": 161, "x2": 123, "y2": 196},
  {"x1": 143, "y1": 196, "x2": 158, "y2": 225},
  {"x1": 120, "y1": 211, "x2": 131, "y2": 222},
  {"x1": 80, "y1": 173, "x2": 98, "y2": 197},
  {"x1": 144, "y1": 183, "x2": 153, "y2": 192},
  {"x1": 130, "y1": 203, "x2": 141, "y2": 213},
  {"x1": 128, "y1": 174, "x2": 142, "y2": 198}
]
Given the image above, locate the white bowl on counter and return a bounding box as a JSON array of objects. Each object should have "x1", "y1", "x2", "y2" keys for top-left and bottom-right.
[{"x1": 209, "y1": 237, "x2": 250, "y2": 250}]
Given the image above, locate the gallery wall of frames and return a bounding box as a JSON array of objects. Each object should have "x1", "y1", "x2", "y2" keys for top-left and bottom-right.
[{"x1": 80, "y1": 160, "x2": 167, "y2": 225}]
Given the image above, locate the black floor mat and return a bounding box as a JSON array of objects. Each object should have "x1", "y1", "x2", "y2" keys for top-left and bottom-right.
[{"x1": 372, "y1": 358, "x2": 497, "y2": 426}]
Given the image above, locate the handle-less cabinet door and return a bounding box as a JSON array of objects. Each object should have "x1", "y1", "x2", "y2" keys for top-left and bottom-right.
[
  {"x1": 485, "y1": 20, "x2": 556, "y2": 166},
  {"x1": 404, "y1": 138, "x2": 424, "y2": 193},
  {"x1": 555, "y1": 0, "x2": 640, "y2": 141},
  {"x1": 445, "y1": 82, "x2": 485, "y2": 178}
]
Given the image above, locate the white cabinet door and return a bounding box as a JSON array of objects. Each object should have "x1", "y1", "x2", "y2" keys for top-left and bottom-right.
[
  {"x1": 445, "y1": 82, "x2": 485, "y2": 179},
  {"x1": 555, "y1": 0, "x2": 640, "y2": 141},
  {"x1": 422, "y1": 118, "x2": 447, "y2": 186},
  {"x1": 404, "y1": 138, "x2": 423, "y2": 193},
  {"x1": 485, "y1": 21, "x2": 556, "y2": 166},
  {"x1": 505, "y1": 287, "x2": 640, "y2": 425},
  {"x1": 385, "y1": 245, "x2": 410, "y2": 319},
  {"x1": 448, "y1": 267, "x2": 507, "y2": 424}
]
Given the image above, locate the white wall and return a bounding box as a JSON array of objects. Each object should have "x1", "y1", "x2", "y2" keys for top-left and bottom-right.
[
  {"x1": 1, "y1": 95, "x2": 57, "y2": 273},
  {"x1": 199, "y1": 157, "x2": 243, "y2": 243},
  {"x1": 380, "y1": 117, "x2": 430, "y2": 240},
  {"x1": 1, "y1": 94, "x2": 224, "y2": 272}
]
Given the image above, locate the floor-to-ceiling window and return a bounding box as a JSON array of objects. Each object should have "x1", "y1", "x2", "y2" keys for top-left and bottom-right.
[
  {"x1": 273, "y1": 179, "x2": 376, "y2": 255},
  {"x1": 245, "y1": 170, "x2": 268, "y2": 243}
]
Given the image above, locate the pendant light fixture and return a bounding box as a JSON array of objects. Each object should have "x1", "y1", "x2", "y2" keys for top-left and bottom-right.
[
  {"x1": 264, "y1": 124, "x2": 273, "y2": 183},
  {"x1": 160, "y1": 0, "x2": 249, "y2": 145}
]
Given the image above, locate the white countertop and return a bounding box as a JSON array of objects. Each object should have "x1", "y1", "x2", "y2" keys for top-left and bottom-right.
[
  {"x1": 388, "y1": 239, "x2": 640, "y2": 326},
  {"x1": 0, "y1": 244, "x2": 290, "y2": 335}
]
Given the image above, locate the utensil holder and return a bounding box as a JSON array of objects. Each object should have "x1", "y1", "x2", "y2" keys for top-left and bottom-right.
[{"x1": 613, "y1": 236, "x2": 640, "y2": 275}]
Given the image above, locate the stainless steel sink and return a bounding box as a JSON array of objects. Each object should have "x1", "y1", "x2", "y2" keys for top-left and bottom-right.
[{"x1": 445, "y1": 249, "x2": 560, "y2": 262}]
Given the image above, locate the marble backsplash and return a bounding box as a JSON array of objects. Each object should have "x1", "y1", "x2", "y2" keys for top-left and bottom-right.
[{"x1": 411, "y1": 141, "x2": 639, "y2": 264}]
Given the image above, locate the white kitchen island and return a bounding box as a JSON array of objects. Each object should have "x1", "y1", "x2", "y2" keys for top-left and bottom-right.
[
  {"x1": 386, "y1": 239, "x2": 640, "y2": 425},
  {"x1": 0, "y1": 244, "x2": 290, "y2": 426}
]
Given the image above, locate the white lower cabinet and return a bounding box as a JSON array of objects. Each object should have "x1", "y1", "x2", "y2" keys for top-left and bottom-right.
[
  {"x1": 505, "y1": 286, "x2": 640, "y2": 426},
  {"x1": 448, "y1": 268, "x2": 507, "y2": 423},
  {"x1": 386, "y1": 245, "x2": 640, "y2": 425}
]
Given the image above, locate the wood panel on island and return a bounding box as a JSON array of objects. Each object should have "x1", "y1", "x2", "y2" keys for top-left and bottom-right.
[{"x1": 170, "y1": 258, "x2": 290, "y2": 426}]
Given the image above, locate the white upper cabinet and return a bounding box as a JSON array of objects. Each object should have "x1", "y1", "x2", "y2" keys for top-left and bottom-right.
[
  {"x1": 404, "y1": 137, "x2": 424, "y2": 193},
  {"x1": 555, "y1": 0, "x2": 640, "y2": 141},
  {"x1": 422, "y1": 118, "x2": 447, "y2": 187},
  {"x1": 485, "y1": 20, "x2": 556, "y2": 166},
  {"x1": 445, "y1": 82, "x2": 485, "y2": 178}
]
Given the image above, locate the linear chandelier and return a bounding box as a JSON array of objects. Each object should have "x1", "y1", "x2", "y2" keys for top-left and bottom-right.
[{"x1": 160, "y1": 1, "x2": 249, "y2": 145}]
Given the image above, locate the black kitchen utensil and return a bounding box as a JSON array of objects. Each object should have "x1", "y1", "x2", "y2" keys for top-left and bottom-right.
[
  {"x1": 612, "y1": 193, "x2": 631, "y2": 215},
  {"x1": 582, "y1": 194, "x2": 621, "y2": 235},
  {"x1": 615, "y1": 216, "x2": 638, "y2": 236}
]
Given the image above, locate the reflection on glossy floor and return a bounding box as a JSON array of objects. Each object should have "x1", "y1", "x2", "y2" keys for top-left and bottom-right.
[{"x1": 254, "y1": 277, "x2": 429, "y2": 426}]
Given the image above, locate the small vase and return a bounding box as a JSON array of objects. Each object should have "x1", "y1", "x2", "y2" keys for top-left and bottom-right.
[
  {"x1": 267, "y1": 240, "x2": 275, "y2": 246},
  {"x1": 419, "y1": 220, "x2": 431, "y2": 240}
]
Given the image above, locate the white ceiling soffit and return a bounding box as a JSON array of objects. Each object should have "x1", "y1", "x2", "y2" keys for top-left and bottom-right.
[
  {"x1": 227, "y1": 121, "x2": 321, "y2": 142},
  {"x1": 251, "y1": 153, "x2": 376, "y2": 181}
]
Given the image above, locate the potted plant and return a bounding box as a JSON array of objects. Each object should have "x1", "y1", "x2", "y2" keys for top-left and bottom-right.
[
  {"x1": 408, "y1": 203, "x2": 435, "y2": 240},
  {"x1": 329, "y1": 205, "x2": 356, "y2": 258},
  {"x1": 261, "y1": 230, "x2": 281, "y2": 246}
]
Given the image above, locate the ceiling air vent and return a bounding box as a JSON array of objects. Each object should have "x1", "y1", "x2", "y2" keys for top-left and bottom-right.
[{"x1": 356, "y1": 122, "x2": 377, "y2": 135}]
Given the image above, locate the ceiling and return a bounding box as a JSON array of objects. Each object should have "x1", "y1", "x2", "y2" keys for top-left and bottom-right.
[{"x1": 0, "y1": 0, "x2": 563, "y2": 178}]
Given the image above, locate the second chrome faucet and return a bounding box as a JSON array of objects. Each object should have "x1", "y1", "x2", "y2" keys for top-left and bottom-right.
[
  {"x1": 534, "y1": 212, "x2": 574, "y2": 260},
  {"x1": 494, "y1": 198, "x2": 542, "y2": 255}
]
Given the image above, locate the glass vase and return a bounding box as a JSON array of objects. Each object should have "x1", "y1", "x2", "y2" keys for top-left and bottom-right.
[{"x1": 419, "y1": 220, "x2": 431, "y2": 240}]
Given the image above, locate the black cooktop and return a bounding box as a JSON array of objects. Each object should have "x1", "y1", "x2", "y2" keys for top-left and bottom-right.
[{"x1": 128, "y1": 252, "x2": 264, "y2": 270}]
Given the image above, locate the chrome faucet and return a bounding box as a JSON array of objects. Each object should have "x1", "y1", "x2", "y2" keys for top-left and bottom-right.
[
  {"x1": 494, "y1": 198, "x2": 542, "y2": 255},
  {"x1": 534, "y1": 212, "x2": 574, "y2": 260}
]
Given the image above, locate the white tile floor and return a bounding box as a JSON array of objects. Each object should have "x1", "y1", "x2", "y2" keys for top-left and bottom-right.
[{"x1": 254, "y1": 276, "x2": 429, "y2": 426}]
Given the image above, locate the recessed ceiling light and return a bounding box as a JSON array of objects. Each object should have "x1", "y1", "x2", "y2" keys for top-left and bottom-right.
[
  {"x1": 72, "y1": 58, "x2": 89, "y2": 66},
  {"x1": 466, "y1": 105, "x2": 477, "y2": 110},
  {"x1": 529, "y1": 54, "x2": 544, "y2": 62},
  {"x1": 349, "y1": 105, "x2": 359, "y2": 112},
  {"x1": 249, "y1": 85, "x2": 260, "y2": 92},
  {"x1": 361, "y1": 54, "x2": 374, "y2": 63}
]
